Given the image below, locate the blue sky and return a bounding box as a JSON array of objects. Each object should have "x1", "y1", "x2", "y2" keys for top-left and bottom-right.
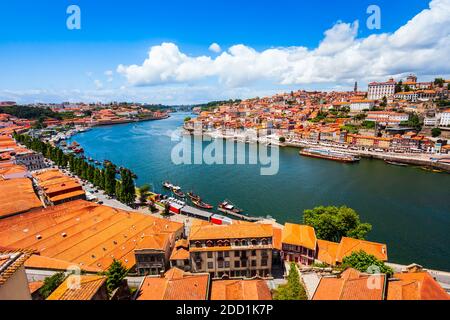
[{"x1": 0, "y1": 0, "x2": 448, "y2": 104}]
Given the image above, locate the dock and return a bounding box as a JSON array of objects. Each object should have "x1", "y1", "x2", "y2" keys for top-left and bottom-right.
[{"x1": 217, "y1": 208, "x2": 264, "y2": 222}]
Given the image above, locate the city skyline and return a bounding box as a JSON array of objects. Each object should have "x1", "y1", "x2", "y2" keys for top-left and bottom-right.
[{"x1": 0, "y1": 0, "x2": 449, "y2": 104}]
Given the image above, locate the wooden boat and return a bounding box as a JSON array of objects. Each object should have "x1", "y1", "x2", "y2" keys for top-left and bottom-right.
[
  {"x1": 162, "y1": 181, "x2": 173, "y2": 189},
  {"x1": 187, "y1": 191, "x2": 201, "y2": 202},
  {"x1": 218, "y1": 200, "x2": 244, "y2": 214},
  {"x1": 385, "y1": 160, "x2": 408, "y2": 167},
  {"x1": 172, "y1": 188, "x2": 186, "y2": 198},
  {"x1": 193, "y1": 200, "x2": 213, "y2": 210}
]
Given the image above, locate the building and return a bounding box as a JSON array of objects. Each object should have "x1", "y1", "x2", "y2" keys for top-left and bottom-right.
[
  {"x1": 170, "y1": 239, "x2": 190, "y2": 271},
  {"x1": 313, "y1": 268, "x2": 386, "y2": 300},
  {"x1": 387, "y1": 265, "x2": 449, "y2": 300},
  {"x1": 134, "y1": 233, "x2": 172, "y2": 276},
  {"x1": 394, "y1": 91, "x2": 419, "y2": 102},
  {"x1": 188, "y1": 223, "x2": 274, "y2": 279},
  {"x1": 47, "y1": 275, "x2": 108, "y2": 300},
  {"x1": 366, "y1": 111, "x2": 409, "y2": 126},
  {"x1": 136, "y1": 267, "x2": 210, "y2": 300},
  {"x1": 14, "y1": 151, "x2": 47, "y2": 171},
  {"x1": 0, "y1": 178, "x2": 42, "y2": 219},
  {"x1": 349, "y1": 100, "x2": 375, "y2": 113},
  {"x1": 0, "y1": 200, "x2": 184, "y2": 272},
  {"x1": 281, "y1": 223, "x2": 317, "y2": 266},
  {"x1": 317, "y1": 237, "x2": 388, "y2": 266},
  {"x1": 368, "y1": 79, "x2": 396, "y2": 100},
  {"x1": 0, "y1": 247, "x2": 34, "y2": 300},
  {"x1": 439, "y1": 109, "x2": 450, "y2": 126},
  {"x1": 32, "y1": 169, "x2": 86, "y2": 205},
  {"x1": 0, "y1": 163, "x2": 29, "y2": 180},
  {"x1": 211, "y1": 280, "x2": 272, "y2": 300}
]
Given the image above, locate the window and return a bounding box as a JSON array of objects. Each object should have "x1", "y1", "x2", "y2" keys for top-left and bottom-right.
[
  {"x1": 207, "y1": 262, "x2": 214, "y2": 269},
  {"x1": 218, "y1": 251, "x2": 223, "y2": 258},
  {"x1": 234, "y1": 251, "x2": 239, "y2": 257},
  {"x1": 224, "y1": 251, "x2": 229, "y2": 258},
  {"x1": 218, "y1": 261, "x2": 224, "y2": 268},
  {"x1": 251, "y1": 260, "x2": 257, "y2": 267},
  {"x1": 261, "y1": 259, "x2": 268, "y2": 267},
  {"x1": 251, "y1": 250, "x2": 256, "y2": 256},
  {"x1": 234, "y1": 261, "x2": 240, "y2": 268},
  {"x1": 207, "y1": 252, "x2": 213, "y2": 258},
  {"x1": 224, "y1": 261, "x2": 230, "y2": 268}
]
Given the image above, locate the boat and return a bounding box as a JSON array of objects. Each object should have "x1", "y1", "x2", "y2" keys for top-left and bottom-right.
[
  {"x1": 420, "y1": 166, "x2": 444, "y2": 173},
  {"x1": 299, "y1": 148, "x2": 360, "y2": 163},
  {"x1": 172, "y1": 188, "x2": 186, "y2": 198},
  {"x1": 163, "y1": 181, "x2": 173, "y2": 189},
  {"x1": 385, "y1": 160, "x2": 408, "y2": 167},
  {"x1": 94, "y1": 160, "x2": 101, "y2": 165},
  {"x1": 88, "y1": 157, "x2": 94, "y2": 162},
  {"x1": 192, "y1": 200, "x2": 213, "y2": 210},
  {"x1": 187, "y1": 191, "x2": 201, "y2": 202},
  {"x1": 218, "y1": 200, "x2": 244, "y2": 215},
  {"x1": 74, "y1": 147, "x2": 84, "y2": 154}
]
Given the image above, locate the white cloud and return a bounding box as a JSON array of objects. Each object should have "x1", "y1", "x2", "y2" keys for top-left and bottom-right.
[
  {"x1": 104, "y1": 70, "x2": 114, "y2": 82},
  {"x1": 117, "y1": 0, "x2": 450, "y2": 89},
  {"x1": 209, "y1": 43, "x2": 222, "y2": 53}
]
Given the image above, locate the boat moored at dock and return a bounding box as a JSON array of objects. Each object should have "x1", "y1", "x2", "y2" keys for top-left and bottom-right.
[{"x1": 299, "y1": 148, "x2": 360, "y2": 163}]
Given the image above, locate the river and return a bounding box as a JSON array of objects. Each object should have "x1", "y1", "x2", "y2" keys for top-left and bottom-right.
[{"x1": 68, "y1": 112, "x2": 450, "y2": 271}]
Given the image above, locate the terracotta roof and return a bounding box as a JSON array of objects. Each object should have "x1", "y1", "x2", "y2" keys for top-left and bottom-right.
[
  {"x1": 137, "y1": 268, "x2": 209, "y2": 300},
  {"x1": 281, "y1": 223, "x2": 317, "y2": 250},
  {"x1": 47, "y1": 275, "x2": 107, "y2": 300},
  {"x1": 211, "y1": 280, "x2": 272, "y2": 300},
  {"x1": 135, "y1": 233, "x2": 170, "y2": 251},
  {"x1": 0, "y1": 178, "x2": 42, "y2": 218},
  {"x1": 0, "y1": 200, "x2": 183, "y2": 271},
  {"x1": 25, "y1": 254, "x2": 101, "y2": 273},
  {"x1": 317, "y1": 239, "x2": 339, "y2": 265},
  {"x1": 170, "y1": 247, "x2": 190, "y2": 261},
  {"x1": 0, "y1": 247, "x2": 34, "y2": 285},
  {"x1": 28, "y1": 281, "x2": 44, "y2": 295},
  {"x1": 387, "y1": 272, "x2": 449, "y2": 300},
  {"x1": 336, "y1": 237, "x2": 388, "y2": 263},
  {"x1": 189, "y1": 224, "x2": 273, "y2": 241},
  {"x1": 313, "y1": 268, "x2": 386, "y2": 300}
]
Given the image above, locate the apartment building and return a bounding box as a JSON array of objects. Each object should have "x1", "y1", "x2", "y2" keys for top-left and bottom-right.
[
  {"x1": 368, "y1": 78, "x2": 396, "y2": 100},
  {"x1": 188, "y1": 224, "x2": 274, "y2": 280},
  {"x1": 281, "y1": 223, "x2": 317, "y2": 266},
  {"x1": 14, "y1": 151, "x2": 47, "y2": 171}
]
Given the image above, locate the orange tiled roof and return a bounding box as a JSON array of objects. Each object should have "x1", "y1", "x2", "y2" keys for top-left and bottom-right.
[
  {"x1": 313, "y1": 268, "x2": 386, "y2": 300},
  {"x1": 317, "y1": 239, "x2": 339, "y2": 265},
  {"x1": 336, "y1": 237, "x2": 388, "y2": 263},
  {"x1": 281, "y1": 223, "x2": 317, "y2": 250},
  {"x1": 211, "y1": 280, "x2": 272, "y2": 300},
  {"x1": 170, "y1": 247, "x2": 190, "y2": 261},
  {"x1": 28, "y1": 281, "x2": 44, "y2": 295},
  {"x1": 0, "y1": 178, "x2": 42, "y2": 218},
  {"x1": 25, "y1": 254, "x2": 101, "y2": 273},
  {"x1": 387, "y1": 272, "x2": 449, "y2": 300},
  {"x1": 189, "y1": 224, "x2": 273, "y2": 241},
  {"x1": 47, "y1": 275, "x2": 107, "y2": 300},
  {"x1": 0, "y1": 200, "x2": 183, "y2": 271},
  {"x1": 137, "y1": 268, "x2": 209, "y2": 300},
  {"x1": 0, "y1": 247, "x2": 35, "y2": 285}
]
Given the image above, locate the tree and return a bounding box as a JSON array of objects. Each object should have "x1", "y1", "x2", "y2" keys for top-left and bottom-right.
[
  {"x1": 279, "y1": 137, "x2": 286, "y2": 143},
  {"x1": 273, "y1": 263, "x2": 307, "y2": 300},
  {"x1": 138, "y1": 184, "x2": 151, "y2": 205},
  {"x1": 163, "y1": 202, "x2": 171, "y2": 216},
  {"x1": 341, "y1": 250, "x2": 393, "y2": 276},
  {"x1": 431, "y1": 128, "x2": 442, "y2": 138},
  {"x1": 105, "y1": 259, "x2": 128, "y2": 294},
  {"x1": 39, "y1": 272, "x2": 66, "y2": 299},
  {"x1": 303, "y1": 206, "x2": 372, "y2": 242},
  {"x1": 395, "y1": 80, "x2": 403, "y2": 93},
  {"x1": 434, "y1": 78, "x2": 444, "y2": 88},
  {"x1": 103, "y1": 163, "x2": 117, "y2": 196},
  {"x1": 380, "y1": 96, "x2": 388, "y2": 107},
  {"x1": 184, "y1": 116, "x2": 192, "y2": 122},
  {"x1": 120, "y1": 168, "x2": 136, "y2": 206}
]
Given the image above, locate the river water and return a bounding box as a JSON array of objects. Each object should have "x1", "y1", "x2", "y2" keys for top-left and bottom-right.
[{"x1": 69, "y1": 112, "x2": 450, "y2": 271}]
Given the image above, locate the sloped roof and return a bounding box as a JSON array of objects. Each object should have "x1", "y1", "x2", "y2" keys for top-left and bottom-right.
[
  {"x1": 0, "y1": 247, "x2": 35, "y2": 285},
  {"x1": 387, "y1": 272, "x2": 449, "y2": 300},
  {"x1": 47, "y1": 275, "x2": 107, "y2": 300},
  {"x1": 281, "y1": 223, "x2": 317, "y2": 250},
  {"x1": 211, "y1": 280, "x2": 272, "y2": 300},
  {"x1": 313, "y1": 268, "x2": 386, "y2": 300},
  {"x1": 0, "y1": 178, "x2": 42, "y2": 218},
  {"x1": 336, "y1": 237, "x2": 388, "y2": 263},
  {"x1": 189, "y1": 224, "x2": 273, "y2": 241}
]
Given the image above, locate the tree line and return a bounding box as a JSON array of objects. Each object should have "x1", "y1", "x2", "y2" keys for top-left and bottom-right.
[{"x1": 13, "y1": 132, "x2": 136, "y2": 206}]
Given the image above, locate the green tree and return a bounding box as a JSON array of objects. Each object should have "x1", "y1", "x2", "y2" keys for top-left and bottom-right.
[
  {"x1": 120, "y1": 168, "x2": 136, "y2": 206},
  {"x1": 138, "y1": 184, "x2": 151, "y2": 205},
  {"x1": 273, "y1": 263, "x2": 307, "y2": 300},
  {"x1": 39, "y1": 272, "x2": 66, "y2": 299},
  {"x1": 105, "y1": 259, "x2": 128, "y2": 295},
  {"x1": 163, "y1": 202, "x2": 171, "y2": 216},
  {"x1": 279, "y1": 137, "x2": 286, "y2": 143},
  {"x1": 395, "y1": 80, "x2": 403, "y2": 93},
  {"x1": 431, "y1": 128, "x2": 442, "y2": 138},
  {"x1": 303, "y1": 206, "x2": 372, "y2": 242},
  {"x1": 434, "y1": 78, "x2": 444, "y2": 88},
  {"x1": 341, "y1": 250, "x2": 393, "y2": 276},
  {"x1": 104, "y1": 163, "x2": 117, "y2": 196},
  {"x1": 184, "y1": 116, "x2": 192, "y2": 122}
]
